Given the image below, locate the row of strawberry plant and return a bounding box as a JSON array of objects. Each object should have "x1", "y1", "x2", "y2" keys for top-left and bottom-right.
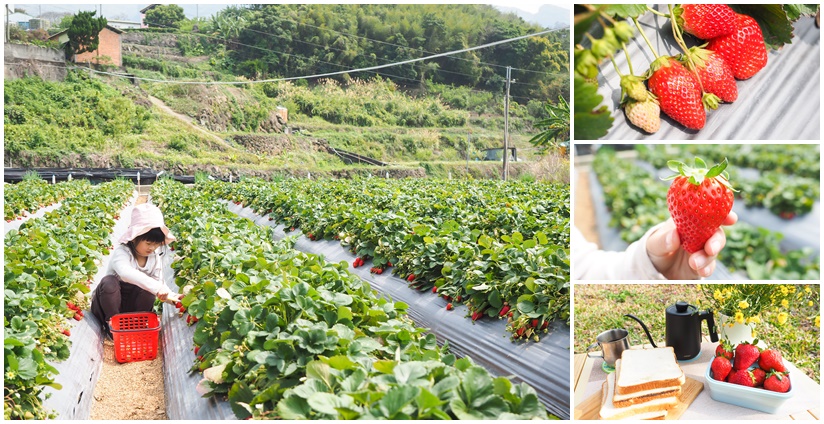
[
  {"x1": 198, "y1": 178, "x2": 569, "y2": 341},
  {"x1": 150, "y1": 178, "x2": 550, "y2": 420},
  {"x1": 592, "y1": 148, "x2": 819, "y2": 280},
  {"x1": 637, "y1": 144, "x2": 820, "y2": 179},
  {"x1": 4, "y1": 178, "x2": 91, "y2": 221},
  {"x1": 3, "y1": 179, "x2": 134, "y2": 420}
]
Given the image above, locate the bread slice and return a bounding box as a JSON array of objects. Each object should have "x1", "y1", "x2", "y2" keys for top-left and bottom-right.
[
  {"x1": 614, "y1": 347, "x2": 685, "y2": 396},
  {"x1": 599, "y1": 373, "x2": 677, "y2": 420},
  {"x1": 612, "y1": 359, "x2": 683, "y2": 407}
]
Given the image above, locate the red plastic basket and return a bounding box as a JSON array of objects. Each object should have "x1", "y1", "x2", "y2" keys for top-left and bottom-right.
[{"x1": 110, "y1": 312, "x2": 160, "y2": 363}]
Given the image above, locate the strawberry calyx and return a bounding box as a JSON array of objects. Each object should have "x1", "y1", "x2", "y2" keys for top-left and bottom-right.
[
  {"x1": 702, "y1": 92, "x2": 721, "y2": 110},
  {"x1": 662, "y1": 157, "x2": 737, "y2": 192},
  {"x1": 620, "y1": 75, "x2": 651, "y2": 103}
]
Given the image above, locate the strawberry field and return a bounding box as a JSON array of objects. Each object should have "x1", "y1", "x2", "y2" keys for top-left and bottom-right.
[
  {"x1": 583, "y1": 145, "x2": 820, "y2": 280},
  {"x1": 153, "y1": 178, "x2": 568, "y2": 419},
  {"x1": 4, "y1": 176, "x2": 570, "y2": 420}
]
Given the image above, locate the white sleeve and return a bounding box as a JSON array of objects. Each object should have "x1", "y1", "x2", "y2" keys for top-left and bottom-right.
[
  {"x1": 109, "y1": 247, "x2": 164, "y2": 295},
  {"x1": 572, "y1": 224, "x2": 668, "y2": 280}
]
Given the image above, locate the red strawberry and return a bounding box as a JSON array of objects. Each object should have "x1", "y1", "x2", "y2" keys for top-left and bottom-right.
[
  {"x1": 763, "y1": 371, "x2": 791, "y2": 393},
  {"x1": 376, "y1": 269, "x2": 383, "y2": 275},
  {"x1": 175, "y1": 302, "x2": 183, "y2": 309},
  {"x1": 728, "y1": 369, "x2": 755, "y2": 387},
  {"x1": 455, "y1": 295, "x2": 462, "y2": 302},
  {"x1": 647, "y1": 57, "x2": 705, "y2": 129},
  {"x1": 715, "y1": 340, "x2": 734, "y2": 360},
  {"x1": 386, "y1": 262, "x2": 392, "y2": 267},
  {"x1": 541, "y1": 321, "x2": 549, "y2": 330},
  {"x1": 664, "y1": 158, "x2": 735, "y2": 253},
  {"x1": 471, "y1": 311, "x2": 484, "y2": 321},
  {"x1": 778, "y1": 211, "x2": 796, "y2": 220},
  {"x1": 682, "y1": 47, "x2": 738, "y2": 103},
  {"x1": 432, "y1": 286, "x2": 438, "y2": 293},
  {"x1": 194, "y1": 346, "x2": 200, "y2": 355},
  {"x1": 710, "y1": 356, "x2": 732, "y2": 381},
  {"x1": 706, "y1": 14, "x2": 768, "y2": 80},
  {"x1": 407, "y1": 274, "x2": 416, "y2": 282},
  {"x1": 499, "y1": 305, "x2": 511, "y2": 317},
  {"x1": 66, "y1": 302, "x2": 80, "y2": 311},
  {"x1": 752, "y1": 368, "x2": 766, "y2": 387},
  {"x1": 531, "y1": 319, "x2": 540, "y2": 328},
  {"x1": 446, "y1": 303, "x2": 453, "y2": 311},
  {"x1": 62, "y1": 329, "x2": 71, "y2": 337},
  {"x1": 675, "y1": 4, "x2": 736, "y2": 39},
  {"x1": 758, "y1": 349, "x2": 786, "y2": 373},
  {"x1": 73, "y1": 313, "x2": 83, "y2": 321},
  {"x1": 734, "y1": 342, "x2": 760, "y2": 370},
  {"x1": 516, "y1": 327, "x2": 526, "y2": 338}
]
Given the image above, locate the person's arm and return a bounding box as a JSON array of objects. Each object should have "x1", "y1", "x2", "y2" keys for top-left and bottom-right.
[
  {"x1": 109, "y1": 247, "x2": 165, "y2": 295},
  {"x1": 572, "y1": 225, "x2": 668, "y2": 280}
]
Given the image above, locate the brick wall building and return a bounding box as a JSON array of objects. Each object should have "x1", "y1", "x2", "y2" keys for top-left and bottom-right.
[{"x1": 49, "y1": 25, "x2": 123, "y2": 67}]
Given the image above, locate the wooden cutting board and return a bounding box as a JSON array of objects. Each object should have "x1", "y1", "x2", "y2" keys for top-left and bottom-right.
[{"x1": 574, "y1": 376, "x2": 703, "y2": 420}]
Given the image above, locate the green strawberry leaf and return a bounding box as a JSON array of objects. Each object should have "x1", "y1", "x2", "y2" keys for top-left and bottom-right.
[
  {"x1": 783, "y1": 4, "x2": 819, "y2": 20},
  {"x1": 730, "y1": 5, "x2": 795, "y2": 50},
  {"x1": 574, "y1": 7, "x2": 601, "y2": 45},
  {"x1": 705, "y1": 159, "x2": 728, "y2": 179},
  {"x1": 595, "y1": 4, "x2": 649, "y2": 19},
  {"x1": 573, "y1": 75, "x2": 613, "y2": 140}
]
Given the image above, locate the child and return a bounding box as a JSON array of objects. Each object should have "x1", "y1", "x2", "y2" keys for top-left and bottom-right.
[{"x1": 91, "y1": 203, "x2": 179, "y2": 338}]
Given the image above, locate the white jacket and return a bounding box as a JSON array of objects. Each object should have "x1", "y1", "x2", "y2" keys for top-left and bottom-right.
[
  {"x1": 106, "y1": 244, "x2": 165, "y2": 295},
  {"x1": 572, "y1": 224, "x2": 667, "y2": 280}
]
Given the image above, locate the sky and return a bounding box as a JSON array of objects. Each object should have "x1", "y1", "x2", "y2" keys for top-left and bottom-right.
[{"x1": 9, "y1": 2, "x2": 567, "y2": 23}]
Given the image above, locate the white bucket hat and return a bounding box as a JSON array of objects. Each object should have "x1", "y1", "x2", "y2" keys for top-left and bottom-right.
[{"x1": 118, "y1": 203, "x2": 176, "y2": 245}]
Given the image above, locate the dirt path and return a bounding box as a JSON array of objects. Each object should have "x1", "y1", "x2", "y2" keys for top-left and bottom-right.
[
  {"x1": 148, "y1": 95, "x2": 233, "y2": 150},
  {"x1": 574, "y1": 165, "x2": 600, "y2": 246},
  {"x1": 90, "y1": 194, "x2": 167, "y2": 420}
]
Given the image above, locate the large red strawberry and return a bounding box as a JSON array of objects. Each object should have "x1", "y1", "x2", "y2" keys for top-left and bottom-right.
[
  {"x1": 710, "y1": 356, "x2": 732, "y2": 381},
  {"x1": 759, "y1": 349, "x2": 787, "y2": 373},
  {"x1": 734, "y1": 342, "x2": 760, "y2": 370},
  {"x1": 728, "y1": 369, "x2": 755, "y2": 387},
  {"x1": 706, "y1": 14, "x2": 768, "y2": 80},
  {"x1": 647, "y1": 57, "x2": 705, "y2": 130},
  {"x1": 682, "y1": 47, "x2": 738, "y2": 103},
  {"x1": 764, "y1": 371, "x2": 791, "y2": 393},
  {"x1": 664, "y1": 157, "x2": 736, "y2": 253},
  {"x1": 675, "y1": 4, "x2": 737, "y2": 39}
]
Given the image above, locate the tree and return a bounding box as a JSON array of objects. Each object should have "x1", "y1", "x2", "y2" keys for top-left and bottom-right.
[
  {"x1": 65, "y1": 11, "x2": 107, "y2": 58},
  {"x1": 529, "y1": 96, "x2": 569, "y2": 148},
  {"x1": 145, "y1": 4, "x2": 186, "y2": 29}
]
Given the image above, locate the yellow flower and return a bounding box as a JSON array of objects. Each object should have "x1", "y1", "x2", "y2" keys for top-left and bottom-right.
[
  {"x1": 816, "y1": 316, "x2": 820, "y2": 328},
  {"x1": 805, "y1": 286, "x2": 811, "y2": 294},
  {"x1": 738, "y1": 300, "x2": 749, "y2": 309},
  {"x1": 781, "y1": 286, "x2": 789, "y2": 296},
  {"x1": 781, "y1": 299, "x2": 789, "y2": 308},
  {"x1": 777, "y1": 312, "x2": 788, "y2": 325},
  {"x1": 788, "y1": 285, "x2": 796, "y2": 293},
  {"x1": 746, "y1": 316, "x2": 761, "y2": 325},
  {"x1": 714, "y1": 290, "x2": 723, "y2": 302},
  {"x1": 809, "y1": 301, "x2": 814, "y2": 307},
  {"x1": 734, "y1": 312, "x2": 745, "y2": 324}
]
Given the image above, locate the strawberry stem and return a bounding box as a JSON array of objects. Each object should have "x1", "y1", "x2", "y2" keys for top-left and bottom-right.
[
  {"x1": 610, "y1": 56, "x2": 624, "y2": 77},
  {"x1": 622, "y1": 42, "x2": 635, "y2": 75},
  {"x1": 646, "y1": 6, "x2": 670, "y2": 18},
  {"x1": 632, "y1": 17, "x2": 659, "y2": 59},
  {"x1": 668, "y1": 5, "x2": 708, "y2": 98}
]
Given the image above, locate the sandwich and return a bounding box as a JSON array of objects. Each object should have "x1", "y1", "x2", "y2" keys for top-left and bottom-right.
[{"x1": 598, "y1": 347, "x2": 684, "y2": 420}]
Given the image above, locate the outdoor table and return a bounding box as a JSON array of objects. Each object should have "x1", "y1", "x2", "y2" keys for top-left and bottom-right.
[{"x1": 574, "y1": 340, "x2": 820, "y2": 420}]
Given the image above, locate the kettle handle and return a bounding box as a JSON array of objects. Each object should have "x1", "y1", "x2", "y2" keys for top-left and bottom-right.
[
  {"x1": 624, "y1": 314, "x2": 657, "y2": 348},
  {"x1": 700, "y1": 310, "x2": 719, "y2": 343}
]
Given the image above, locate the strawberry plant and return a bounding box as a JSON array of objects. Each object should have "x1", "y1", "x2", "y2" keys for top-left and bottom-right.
[
  {"x1": 3, "y1": 178, "x2": 90, "y2": 221},
  {"x1": 150, "y1": 178, "x2": 552, "y2": 419},
  {"x1": 197, "y1": 178, "x2": 570, "y2": 340},
  {"x1": 4, "y1": 179, "x2": 134, "y2": 419}
]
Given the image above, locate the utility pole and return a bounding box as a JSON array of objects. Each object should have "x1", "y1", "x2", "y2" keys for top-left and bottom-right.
[{"x1": 502, "y1": 66, "x2": 512, "y2": 181}]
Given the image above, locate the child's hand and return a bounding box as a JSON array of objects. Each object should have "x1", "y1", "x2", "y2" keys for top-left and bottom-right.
[
  {"x1": 156, "y1": 288, "x2": 171, "y2": 302},
  {"x1": 646, "y1": 212, "x2": 738, "y2": 279}
]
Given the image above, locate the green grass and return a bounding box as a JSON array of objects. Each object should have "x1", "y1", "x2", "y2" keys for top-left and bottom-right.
[{"x1": 574, "y1": 284, "x2": 820, "y2": 383}]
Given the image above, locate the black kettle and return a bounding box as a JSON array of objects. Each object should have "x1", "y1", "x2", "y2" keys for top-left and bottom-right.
[{"x1": 625, "y1": 301, "x2": 718, "y2": 361}]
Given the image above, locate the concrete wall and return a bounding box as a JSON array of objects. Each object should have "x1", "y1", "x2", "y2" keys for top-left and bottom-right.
[
  {"x1": 4, "y1": 43, "x2": 67, "y2": 81},
  {"x1": 74, "y1": 28, "x2": 122, "y2": 67}
]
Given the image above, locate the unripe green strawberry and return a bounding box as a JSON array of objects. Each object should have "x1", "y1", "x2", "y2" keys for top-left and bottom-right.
[
  {"x1": 648, "y1": 57, "x2": 705, "y2": 130},
  {"x1": 663, "y1": 157, "x2": 736, "y2": 253},
  {"x1": 612, "y1": 21, "x2": 635, "y2": 43},
  {"x1": 624, "y1": 98, "x2": 661, "y2": 134},
  {"x1": 706, "y1": 14, "x2": 768, "y2": 80},
  {"x1": 620, "y1": 75, "x2": 648, "y2": 102},
  {"x1": 675, "y1": 4, "x2": 736, "y2": 39}
]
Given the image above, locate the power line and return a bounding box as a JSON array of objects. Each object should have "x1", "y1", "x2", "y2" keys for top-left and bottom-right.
[{"x1": 88, "y1": 27, "x2": 565, "y2": 85}]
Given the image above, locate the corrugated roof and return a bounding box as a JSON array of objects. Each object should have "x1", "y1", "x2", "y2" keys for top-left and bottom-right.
[{"x1": 583, "y1": 8, "x2": 820, "y2": 140}]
